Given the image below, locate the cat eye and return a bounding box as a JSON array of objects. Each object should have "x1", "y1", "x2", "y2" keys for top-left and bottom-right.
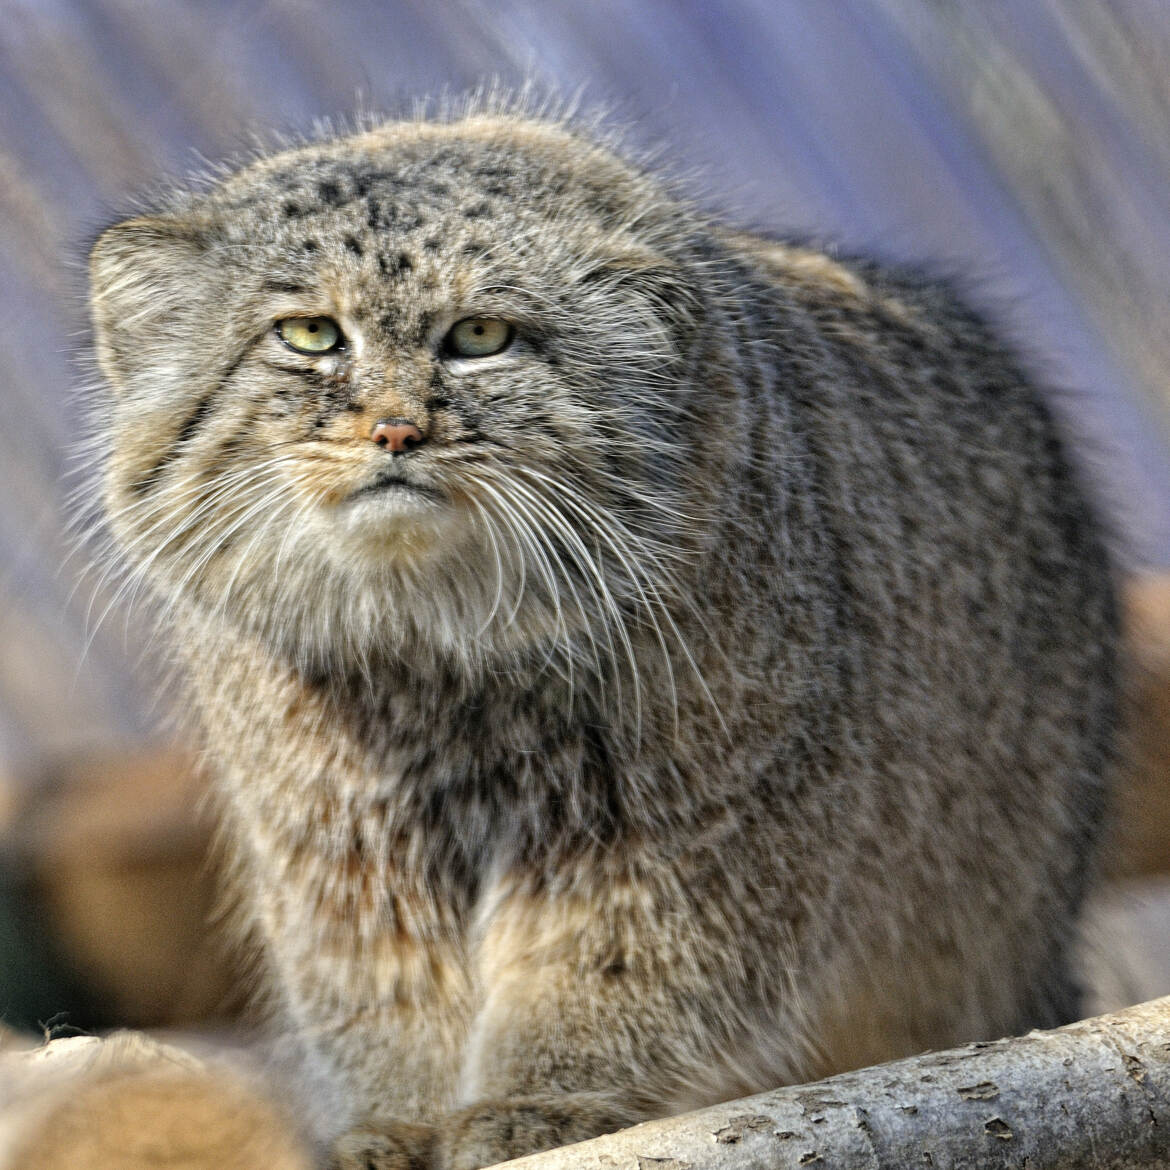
[
  {"x1": 276, "y1": 316, "x2": 343, "y2": 355},
  {"x1": 445, "y1": 317, "x2": 513, "y2": 358}
]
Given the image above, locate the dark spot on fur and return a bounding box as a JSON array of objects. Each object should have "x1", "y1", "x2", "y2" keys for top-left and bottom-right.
[
  {"x1": 462, "y1": 241, "x2": 487, "y2": 257},
  {"x1": 263, "y1": 280, "x2": 307, "y2": 294},
  {"x1": 462, "y1": 202, "x2": 490, "y2": 219},
  {"x1": 343, "y1": 235, "x2": 364, "y2": 256},
  {"x1": 367, "y1": 198, "x2": 395, "y2": 230},
  {"x1": 302, "y1": 239, "x2": 318, "y2": 253},
  {"x1": 378, "y1": 251, "x2": 414, "y2": 278},
  {"x1": 282, "y1": 201, "x2": 301, "y2": 218},
  {"x1": 318, "y1": 180, "x2": 343, "y2": 206},
  {"x1": 353, "y1": 170, "x2": 400, "y2": 198},
  {"x1": 423, "y1": 236, "x2": 441, "y2": 252}
]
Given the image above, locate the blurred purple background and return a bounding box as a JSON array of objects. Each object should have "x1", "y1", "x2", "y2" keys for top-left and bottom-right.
[{"x1": 2, "y1": 0, "x2": 1169, "y2": 778}]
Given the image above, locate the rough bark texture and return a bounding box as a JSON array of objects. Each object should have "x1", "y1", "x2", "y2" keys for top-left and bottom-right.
[{"x1": 492, "y1": 997, "x2": 1170, "y2": 1170}]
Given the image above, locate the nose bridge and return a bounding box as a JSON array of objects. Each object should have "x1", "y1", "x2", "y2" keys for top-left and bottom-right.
[{"x1": 366, "y1": 355, "x2": 430, "y2": 430}]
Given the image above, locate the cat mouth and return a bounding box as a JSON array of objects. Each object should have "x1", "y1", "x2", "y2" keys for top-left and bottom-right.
[{"x1": 346, "y1": 470, "x2": 445, "y2": 504}]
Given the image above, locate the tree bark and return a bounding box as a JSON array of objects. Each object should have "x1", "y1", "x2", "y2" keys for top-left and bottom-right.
[{"x1": 494, "y1": 997, "x2": 1170, "y2": 1170}]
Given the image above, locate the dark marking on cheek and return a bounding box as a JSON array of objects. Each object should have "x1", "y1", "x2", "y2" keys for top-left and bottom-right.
[
  {"x1": 215, "y1": 433, "x2": 245, "y2": 463},
  {"x1": 302, "y1": 239, "x2": 319, "y2": 253},
  {"x1": 263, "y1": 280, "x2": 308, "y2": 294},
  {"x1": 309, "y1": 389, "x2": 362, "y2": 433},
  {"x1": 131, "y1": 371, "x2": 227, "y2": 496},
  {"x1": 173, "y1": 394, "x2": 215, "y2": 447}
]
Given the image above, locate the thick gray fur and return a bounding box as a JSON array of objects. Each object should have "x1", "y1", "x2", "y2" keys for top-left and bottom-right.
[{"x1": 87, "y1": 105, "x2": 1117, "y2": 1169}]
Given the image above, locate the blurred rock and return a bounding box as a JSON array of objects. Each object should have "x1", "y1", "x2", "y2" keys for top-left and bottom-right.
[
  {"x1": 1114, "y1": 573, "x2": 1170, "y2": 877},
  {"x1": 0, "y1": 1031, "x2": 312, "y2": 1170},
  {"x1": 0, "y1": 748, "x2": 244, "y2": 1033}
]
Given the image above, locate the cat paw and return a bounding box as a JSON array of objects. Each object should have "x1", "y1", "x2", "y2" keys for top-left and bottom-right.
[
  {"x1": 330, "y1": 1121, "x2": 437, "y2": 1170},
  {"x1": 436, "y1": 1095, "x2": 635, "y2": 1170}
]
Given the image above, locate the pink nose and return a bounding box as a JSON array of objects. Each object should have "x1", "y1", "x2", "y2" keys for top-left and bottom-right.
[{"x1": 370, "y1": 419, "x2": 425, "y2": 453}]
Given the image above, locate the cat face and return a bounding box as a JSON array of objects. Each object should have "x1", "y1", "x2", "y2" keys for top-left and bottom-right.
[{"x1": 89, "y1": 119, "x2": 712, "y2": 672}]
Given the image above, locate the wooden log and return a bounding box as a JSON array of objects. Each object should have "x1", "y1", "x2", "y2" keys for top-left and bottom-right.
[{"x1": 493, "y1": 997, "x2": 1170, "y2": 1170}]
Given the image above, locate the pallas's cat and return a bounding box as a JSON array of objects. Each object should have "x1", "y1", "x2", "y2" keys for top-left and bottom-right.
[{"x1": 88, "y1": 111, "x2": 1117, "y2": 1169}]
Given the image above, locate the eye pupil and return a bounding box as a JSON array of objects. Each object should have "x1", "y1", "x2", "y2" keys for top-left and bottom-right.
[
  {"x1": 308, "y1": 323, "x2": 319, "y2": 333},
  {"x1": 473, "y1": 325, "x2": 484, "y2": 335}
]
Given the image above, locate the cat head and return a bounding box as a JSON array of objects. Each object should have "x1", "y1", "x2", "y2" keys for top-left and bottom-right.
[{"x1": 89, "y1": 115, "x2": 732, "y2": 680}]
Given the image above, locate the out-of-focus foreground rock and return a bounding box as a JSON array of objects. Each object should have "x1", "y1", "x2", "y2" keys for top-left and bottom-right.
[
  {"x1": 0, "y1": 1031, "x2": 312, "y2": 1170},
  {"x1": 0, "y1": 750, "x2": 242, "y2": 1034}
]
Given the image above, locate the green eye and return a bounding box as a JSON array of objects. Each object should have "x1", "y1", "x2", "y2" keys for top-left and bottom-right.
[
  {"x1": 446, "y1": 317, "x2": 513, "y2": 358},
  {"x1": 276, "y1": 316, "x2": 342, "y2": 354}
]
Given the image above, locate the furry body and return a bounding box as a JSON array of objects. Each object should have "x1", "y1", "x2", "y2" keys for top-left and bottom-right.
[{"x1": 88, "y1": 113, "x2": 1117, "y2": 1168}]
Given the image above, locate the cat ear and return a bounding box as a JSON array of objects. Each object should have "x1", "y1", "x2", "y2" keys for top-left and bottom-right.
[{"x1": 89, "y1": 215, "x2": 211, "y2": 394}]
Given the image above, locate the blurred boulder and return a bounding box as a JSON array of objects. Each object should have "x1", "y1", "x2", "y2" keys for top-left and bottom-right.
[
  {"x1": 1115, "y1": 573, "x2": 1170, "y2": 877},
  {"x1": 0, "y1": 748, "x2": 244, "y2": 1034},
  {"x1": 0, "y1": 1031, "x2": 312, "y2": 1170}
]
